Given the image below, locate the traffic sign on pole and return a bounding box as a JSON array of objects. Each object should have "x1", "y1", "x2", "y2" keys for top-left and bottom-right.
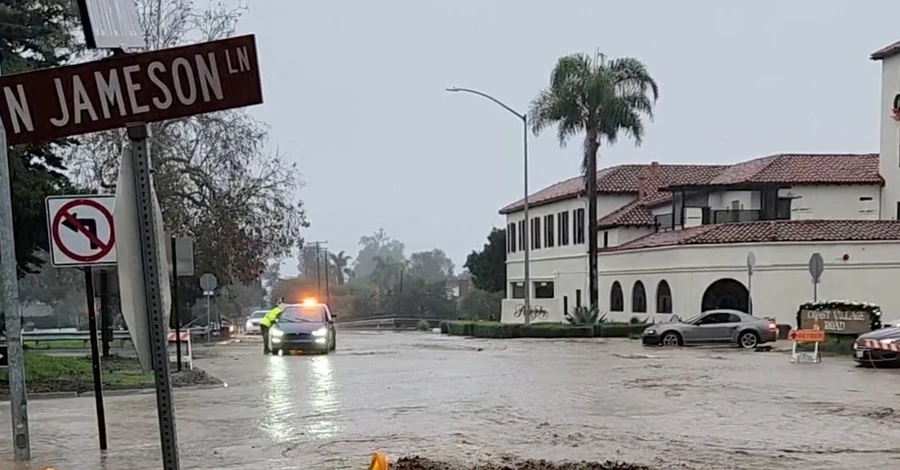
[
  {"x1": 75, "y1": 0, "x2": 145, "y2": 50},
  {"x1": 46, "y1": 195, "x2": 117, "y2": 267},
  {"x1": 199, "y1": 273, "x2": 218, "y2": 291},
  {"x1": 809, "y1": 253, "x2": 824, "y2": 283}
]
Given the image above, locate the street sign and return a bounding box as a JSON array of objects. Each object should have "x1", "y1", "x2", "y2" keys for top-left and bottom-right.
[
  {"x1": 809, "y1": 253, "x2": 824, "y2": 283},
  {"x1": 114, "y1": 145, "x2": 172, "y2": 372},
  {"x1": 199, "y1": 273, "x2": 218, "y2": 291},
  {"x1": 45, "y1": 195, "x2": 117, "y2": 267},
  {"x1": 76, "y1": 0, "x2": 145, "y2": 50},
  {"x1": 746, "y1": 251, "x2": 756, "y2": 275},
  {"x1": 787, "y1": 329, "x2": 826, "y2": 343},
  {"x1": 0, "y1": 35, "x2": 263, "y2": 145}
]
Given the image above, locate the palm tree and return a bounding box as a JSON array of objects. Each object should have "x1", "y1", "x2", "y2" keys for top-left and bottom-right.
[
  {"x1": 329, "y1": 251, "x2": 353, "y2": 285},
  {"x1": 529, "y1": 53, "x2": 658, "y2": 309}
]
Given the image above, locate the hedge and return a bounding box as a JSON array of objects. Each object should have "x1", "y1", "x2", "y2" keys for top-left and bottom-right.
[{"x1": 440, "y1": 320, "x2": 650, "y2": 339}]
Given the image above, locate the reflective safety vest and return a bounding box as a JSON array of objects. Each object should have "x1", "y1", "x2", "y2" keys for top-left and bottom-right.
[{"x1": 259, "y1": 306, "x2": 283, "y2": 328}]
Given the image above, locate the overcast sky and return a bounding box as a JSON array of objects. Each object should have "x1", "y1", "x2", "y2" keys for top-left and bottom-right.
[{"x1": 232, "y1": 0, "x2": 896, "y2": 275}]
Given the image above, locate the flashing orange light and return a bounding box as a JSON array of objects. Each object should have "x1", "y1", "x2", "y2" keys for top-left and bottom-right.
[{"x1": 302, "y1": 297, "x2": 318, "y2": 306}]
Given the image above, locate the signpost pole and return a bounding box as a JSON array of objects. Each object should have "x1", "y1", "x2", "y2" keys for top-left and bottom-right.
[
  {"x1": 126, "y1": 123, "x2": 180, "y2": 470},
  {"x1": 206, "y1": 294, "x2": 211, "y2": 343},
  {"x1": 83, "y1": 267, "x2": 108, "y2": 450},
  {"x1": 171, "y1": 237, "x2": 182, "y2": 372},
  {"x1": 100, "y1": 270, "x2": 112, "y2": 358},
  {"x1": 0, "y1": 61, "x2": 31, "y2": 462}
]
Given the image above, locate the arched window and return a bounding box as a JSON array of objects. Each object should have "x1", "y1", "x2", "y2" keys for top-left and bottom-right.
[
  {"x1": 610, "y1": 281, "x2": 624, "y2": 312},
  {"x1": 632, "y1": 281, "x2": 647, "y2": 313},
  {"x1": 656, "y1": 280, "x2": 673, "y2": 314}
]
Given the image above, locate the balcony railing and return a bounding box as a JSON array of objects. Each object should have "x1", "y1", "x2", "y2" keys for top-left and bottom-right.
[
  {"x1": 654, "y1": 214, "x2": 674, "y2": 232},
  {"x1": 712, "y1": 209, "x2": 761, "y2": 223}
]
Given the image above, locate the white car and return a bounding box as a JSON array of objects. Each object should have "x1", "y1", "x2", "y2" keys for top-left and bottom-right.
[{"x1": 244, "y1": 310, "x2": 267, "y2": 334}]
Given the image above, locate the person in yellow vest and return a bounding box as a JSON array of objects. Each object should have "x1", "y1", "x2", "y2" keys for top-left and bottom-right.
[{"x1": 259, "y1": 298, "x2": 286, "y2": 355}]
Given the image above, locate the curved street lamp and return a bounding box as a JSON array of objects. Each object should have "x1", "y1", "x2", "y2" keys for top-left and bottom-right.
[{"x1": 446, "y1": 87, "x2": 531, "y2": 317}]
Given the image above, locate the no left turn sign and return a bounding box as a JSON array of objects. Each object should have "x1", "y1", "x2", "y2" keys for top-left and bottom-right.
[{"x1": 46, "y1": 195, "x2": 117, "y2": 267}]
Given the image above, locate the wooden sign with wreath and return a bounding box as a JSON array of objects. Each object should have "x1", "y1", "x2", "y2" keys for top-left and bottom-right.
[{"x1": 796, "y1": 300, "x2": 881, "y2": 335}]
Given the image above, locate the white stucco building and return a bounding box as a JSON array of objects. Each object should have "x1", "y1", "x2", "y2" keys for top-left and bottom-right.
[{"x1": 499, "y1": 40, "x2": 900, "y2": 327}]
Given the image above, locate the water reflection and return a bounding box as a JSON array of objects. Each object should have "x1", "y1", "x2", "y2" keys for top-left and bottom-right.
[
  {"x1": 305, "y1": 355, "x2": 339, "y2": 438},
  {"x1": 260, "y1": 356, "x2": 296, "y2": 442}
]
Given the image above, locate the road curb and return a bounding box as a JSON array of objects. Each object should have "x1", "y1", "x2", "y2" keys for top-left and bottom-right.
[{"x1": 0, "y1": 383, "x2": 228, "y2": 401}]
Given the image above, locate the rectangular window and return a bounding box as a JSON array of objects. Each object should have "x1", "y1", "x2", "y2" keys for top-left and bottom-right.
[
  {"x1": 534, "y1": 281, "x2": 555, "y2": 299},
  {"x1": 531, "y1": 217, "x2": 541, "y2": 249},
  {"x1": 511, "y1": 282, "x2": 525, "y2": 299},
  {"x1": 603, "y1": 231, "x2": 609, "y2": 248},
  {"x1": 896, "y1": 202, "x2": 900, "y2": 220},
  {"x1": 574, "y1": 208, "x2": 585, "y2": 244},
  {"x1": 576, "y1": 289, "x2": 582, "y2": 308},
  {"x1": 518, "y1": 220, "x2": 525, "y2": 251},
  {"x1": 558, "y1": 211, "x2": 570, "y2": 246},
  {"x1": 508, "y1": 223, "x2": 516, "y2": 253},
  {"x1": 544, "y1": 214, "x2": 555, "y2": 247}
]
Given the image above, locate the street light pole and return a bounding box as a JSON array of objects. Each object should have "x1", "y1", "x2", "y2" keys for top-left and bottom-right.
[{"x1": 446, "y1": 87, "x2": 530, "y2": 318}]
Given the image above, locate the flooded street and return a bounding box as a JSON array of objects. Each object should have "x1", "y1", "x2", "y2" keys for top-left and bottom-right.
[{"x1": 2, "y1": 331, "x2": 900, "y2": 469}]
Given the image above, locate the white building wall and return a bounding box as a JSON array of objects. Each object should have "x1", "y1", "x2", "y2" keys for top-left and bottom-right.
[
  {"x1": 880, "y1": 54, "x2": 900, "y2": 219},
  {"x1": 596, "y1": 241, "x2": 900, "y2": 326},
  {"x1": 784, "y1": 185, "x2": 881, "y2": 220}
]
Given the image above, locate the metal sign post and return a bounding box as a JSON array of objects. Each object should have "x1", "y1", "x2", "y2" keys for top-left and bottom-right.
[
  {"x1": 809, "y1": 253, "x2": 824, "y2": 302},
  {"x1": 83, "y1": 267, "x2": 108, "y2": 450},
  {"x1": 200, "y1": 273, "x2": 218, "y2": 342},
  {"x1": 746, "y1": 252, "x2": 756, "y2": 315},
  {"x1": 126, "y1": 124, "x2": 180, "y2": 470}
]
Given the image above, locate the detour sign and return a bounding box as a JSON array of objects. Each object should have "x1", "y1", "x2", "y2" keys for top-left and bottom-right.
[{"x1": 788, "y1": 329, "x2": 826, "y2": 343}]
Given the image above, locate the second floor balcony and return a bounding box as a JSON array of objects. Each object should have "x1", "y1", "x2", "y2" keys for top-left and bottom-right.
[{"x1": 655, "y1": 207, "x2": 790, "y2": 232}]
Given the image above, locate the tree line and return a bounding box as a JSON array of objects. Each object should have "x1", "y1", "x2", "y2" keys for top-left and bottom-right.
[{"x1": 267, "y1": 228, "x2": 508, "y2": 321}]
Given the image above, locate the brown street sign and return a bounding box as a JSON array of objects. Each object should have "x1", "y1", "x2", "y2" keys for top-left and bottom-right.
[
  {"x1": 799, "y1": 308, "x2": 871, "y2": 335},
  {"x1": 0, "y1": 34, "x2": 263, "y2": 145}
]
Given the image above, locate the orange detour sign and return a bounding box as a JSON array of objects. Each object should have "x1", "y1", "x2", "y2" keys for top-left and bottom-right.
[
  {"x1": 787, "y1": 329, "x2": 826, "y2": 343},
  {"x1": 370, "y1": 451, "x2": 389, "y2": 470}
]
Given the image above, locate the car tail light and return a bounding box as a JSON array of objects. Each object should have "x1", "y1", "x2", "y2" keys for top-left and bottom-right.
[{"x1": 767, "y1": 322, "x2": 777, "y2": 331}]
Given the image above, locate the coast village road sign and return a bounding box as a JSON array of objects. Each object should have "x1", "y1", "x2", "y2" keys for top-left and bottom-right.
[{"x1": 46, "y1": 195, "x2": 117, "y2": 267}]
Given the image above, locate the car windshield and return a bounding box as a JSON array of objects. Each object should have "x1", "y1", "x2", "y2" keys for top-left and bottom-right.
[
  {"x1": 682, "y1": 314, "x2": 704, "y2": 324},
  {"x1": 279, "y1": 305, "x2": 326, "y2": 323},
  {"x1": 250, "y1": 310, "x2": 267, "y2": 319}
]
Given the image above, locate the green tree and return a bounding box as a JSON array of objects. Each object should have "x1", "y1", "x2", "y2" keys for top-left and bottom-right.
[
  {"x1": 354, "y1": 229, "x2": 405, "y2": 278},
  {"x1": 464, "y1": 228, "x2": 507, "y2": 294},
  {"x1": 329, "y1": 251, "x2": 353, "y2": 285},
  {"x1": 458, "y1": 289, "x2": 503, "y2": 321},
  {"x1": 529, "y1": 53, "x2": 658, "y2": 308},
  {"x1": 408, "y1": 249, "x2": 454, "y2": 282}
]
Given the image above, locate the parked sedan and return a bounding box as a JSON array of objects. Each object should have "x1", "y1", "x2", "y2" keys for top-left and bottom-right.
[
  {"x1": 244, "y1": 310, "x2": 267, "y2": 334},
  {"x1": 854, "y1": 325, "x2": 900, "y2": 367},
  {"x1": 642, "y1": 309, "x2": 778, "y2": 349}
]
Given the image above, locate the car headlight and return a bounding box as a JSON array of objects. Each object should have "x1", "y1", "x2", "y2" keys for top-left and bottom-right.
[
  {"x1": 312, "y1": 327, "x2": 328, "y2": 337},
  {"x1": 271, "y1": 328, "x2": 284, "y2": 338},
  {"x1": 644, "y1": 329, "x2": 656, "y2": 336},
  {"x1": 245, "y1": 320, "x2": 253, "y2": 328}
]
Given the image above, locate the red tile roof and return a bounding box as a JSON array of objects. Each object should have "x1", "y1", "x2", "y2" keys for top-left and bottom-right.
[
  {"x1": 499, "y1": 153, "x2": 881, "y2": 214},
  {"x1": 872, "y1": 40, "x2": 900, "y2": 60},
  {"x1": 597, "y1": 200, "x2": 657, "y2": 229},
  {"x1": 603, "y1": 220, "x2": 900, "y2": 252}
]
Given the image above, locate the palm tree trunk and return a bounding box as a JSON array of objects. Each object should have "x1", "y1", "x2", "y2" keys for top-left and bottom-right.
[{"x1": 585, "y1": 134, "x2": 600, "y2": 309}]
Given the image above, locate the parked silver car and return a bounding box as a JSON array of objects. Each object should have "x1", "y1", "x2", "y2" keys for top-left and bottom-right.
[
  {"x1": 244, "y1": 310, "x2": 267, "y2": 334},
  {"x1": 642, "y1": 309, "x2": 778, "y2": 348}
]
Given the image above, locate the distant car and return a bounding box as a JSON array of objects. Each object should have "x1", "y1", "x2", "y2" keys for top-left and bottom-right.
[
  {"x1": 642, "y1": 309, "x2": 778, "y2": 349},
  {"x1": 854, "y1": 326, "x2": 900, "y2": 367},
  {"x1": 245, "y1": 310, "x2": 267, "y2": 334},
  {"x1": 268, "y1": 300, "x2": 336, "y2": 355}
]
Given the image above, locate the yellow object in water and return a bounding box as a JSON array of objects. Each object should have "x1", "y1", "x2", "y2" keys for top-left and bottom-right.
[{"x1": 369, "y1": 450, "x2": 389, "y2": 470}]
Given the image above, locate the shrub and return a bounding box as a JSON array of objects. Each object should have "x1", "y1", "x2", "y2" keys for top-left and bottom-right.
[
  {"x1": 595, "y1": 322, "x2": 651, "y2": 338},
  {"x1": 565, "y1": 305, "x2": 606, "y2": 325},
  {"x1": 439, "y1": 321, "x2": 450, "y2": 334},
  {"x1": 472, "y1": 322, "x2": 521, "y2": 339},
  {"x1": 416, "y1": 319, "x2": 431, "y2": 331},
  {"x1": 446, "y1": 321, "x2": 478, "y2": 336},
  {"x1": 520, "y1": 324, "x2": 594, "y2": 338}
]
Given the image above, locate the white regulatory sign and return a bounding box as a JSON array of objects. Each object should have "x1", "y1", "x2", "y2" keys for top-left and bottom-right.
[{"x1": 45, "y1": 195, "x2": 117, "y2": 267}]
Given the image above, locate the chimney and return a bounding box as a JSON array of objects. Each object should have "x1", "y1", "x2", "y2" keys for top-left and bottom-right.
[
  {"x1": 650, "y1": 161, "x2": 660, "y2": 180},
  {"x1": 637, "y1": 174, "x2": 648, "y2": 199}
]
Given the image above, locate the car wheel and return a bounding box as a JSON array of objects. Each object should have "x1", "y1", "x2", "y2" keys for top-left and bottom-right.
[
  {"x1": 661, "y1": 332, "x2": 682, "y2": 347},
  {"x1": 738, "y1": 331, "x2": 759, "y2": 349},
  {"x1": 330, "y1": 335, "x2": 336, "y2": 351}
]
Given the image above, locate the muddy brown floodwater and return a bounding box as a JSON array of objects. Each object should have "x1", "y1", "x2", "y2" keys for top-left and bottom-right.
[{"x1": 1, "y1": 331, "x2": 900, "y2": 469}]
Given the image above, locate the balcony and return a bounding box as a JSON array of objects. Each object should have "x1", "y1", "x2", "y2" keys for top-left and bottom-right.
[
  {"x1": 654, "y1": 214, "x2": 674, "y2": 232},
  {"x1": 712, "y1": 209, "x2": 762, "y2": 223},
  {"x1": 654, "y1": 207, "x2": 790, "y2": 232}
]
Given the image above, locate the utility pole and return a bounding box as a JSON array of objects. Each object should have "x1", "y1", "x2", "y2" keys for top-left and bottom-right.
[
  {"x1": 315, "y1": 242, "x2": 321, "y2": 298},
  {"x1": 310, "y1": 241, "x2": 328, "y2": 300},
  {"x1": 0, "y1": 60, "x2": 32, "y2": 460},
  {"x1": 323, "y1": 247, "x2": 331, "y2": 306}
]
